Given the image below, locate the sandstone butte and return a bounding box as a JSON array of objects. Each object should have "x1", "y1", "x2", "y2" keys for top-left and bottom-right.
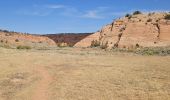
[{"x1": 74, "y1": 12, "x2": 170, "y2": 49}]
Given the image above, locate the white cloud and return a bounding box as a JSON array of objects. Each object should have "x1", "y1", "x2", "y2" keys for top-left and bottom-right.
[
  {"x1": 80, "y1": 7, "x2": 110, "y2": 19},
  {"x1": 17, "y1": 4, "x2": 129, "y2": 19},
  {"x1": 45, "y1": 4, "x2": 66, "y2": 9},
  {"x1": 81, "y1": 10, "x2": 104, "y2": 19}
]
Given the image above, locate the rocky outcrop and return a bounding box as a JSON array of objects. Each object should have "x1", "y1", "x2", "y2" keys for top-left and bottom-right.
[{"x1": 75, "y1": 12, "x2": 170, "y2": 49}]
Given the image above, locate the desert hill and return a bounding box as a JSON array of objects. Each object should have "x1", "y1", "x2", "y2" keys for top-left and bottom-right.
[
  {"x1": 0, "y1": 30, "x2": 56, "y2": 48},
  {"x1": 0, "y1": 29, "x2": 92, "y2": 48},
  {"x1": 75, "y1": 12, "x2": 170, "y2": 49}
]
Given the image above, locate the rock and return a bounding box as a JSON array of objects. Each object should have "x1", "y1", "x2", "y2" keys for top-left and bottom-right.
[{"x1": 75, "y1": 12, "x2": 170, "y2": 49}]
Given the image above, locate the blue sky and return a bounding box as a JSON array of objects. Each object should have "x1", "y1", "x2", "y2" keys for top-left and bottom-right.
[{"x1": 0, "y1": 0, "x2": 169, "y2": 34}]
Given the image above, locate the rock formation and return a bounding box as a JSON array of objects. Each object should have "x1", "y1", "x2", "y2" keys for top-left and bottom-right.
[{"x1": 75, "y1": 12, "x2": 170, "y2": 49}]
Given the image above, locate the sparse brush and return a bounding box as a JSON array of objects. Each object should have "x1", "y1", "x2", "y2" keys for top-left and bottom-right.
[
  {"x1": 17, "y1": 45, "x2": 31, "y2": 50},
  {"x1": 164, "y1": 14, "x2": 170, "y2": 20},
  {"x1": 91, "y1": 40, "x2": 100, "y2": 47},
  {"x1": 100, "y1": 41, "x2": 108, "y2": 49}
]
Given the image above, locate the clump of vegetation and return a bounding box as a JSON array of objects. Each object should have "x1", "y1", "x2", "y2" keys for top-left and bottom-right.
[
  {"x1": 125, "y1": 14, "x2": 131, "y2": 17},
  {"x1": 100, "y1": 41, "x2": 108, "y2": 49},
  {"x1": 0, "y1": 45, "x2": 11, "y2": 49},
  {"x1": 125, "y1": 13, "x2": 132, "y2": 19},
  {"x1": 133, "y1": 11, "x2": 142, "y2": 15},
  {"x1": 58, "y1": 42, "x2": 68, "y2": 48},
  {"x1": 91, "y1": 40, "x2": 100, "y2": 47},
  {"x1": 17, "y1": 45, "x2": 31, "y2": 50},
  {"x1": 147, "y1": 18, "x2": 152, "y2": 22},
  {"x1": 148, "y1": 12, "x2": 155, "y2": 16},
  {"x1": 39, "y1": 41, "x2": 42, "y2": 43},
  {"x1": 0, "y1": 40, "x2": 3, "y2": 43},
  {"x1": 15, "y1": 39, "x2": 19, "y2": 42},
  {"x1": 135, "y1": 43, "x2": 140, "y2": 48},
  {"x1": 111, "y1": 46, "x2": 170, "y2": 56},
  {"x1": 164, "y1": 14, "x2": 170, "y2": 20}
]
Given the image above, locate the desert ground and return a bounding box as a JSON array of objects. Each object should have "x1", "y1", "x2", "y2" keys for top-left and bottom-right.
[{"x1": 0, "y1": 47, "x2": 170, "y2": 100}]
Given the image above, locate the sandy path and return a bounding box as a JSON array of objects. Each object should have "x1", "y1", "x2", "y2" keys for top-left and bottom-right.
[{"x1": 32, "y1": 66, "x2": 52, "y2": 100}]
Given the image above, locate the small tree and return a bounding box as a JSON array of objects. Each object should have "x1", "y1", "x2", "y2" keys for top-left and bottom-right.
[{"x1": 133, "y1": 11, "x2": 142, "y2": 15}]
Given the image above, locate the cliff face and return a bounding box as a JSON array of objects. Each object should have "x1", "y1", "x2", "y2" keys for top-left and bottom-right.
[{"x1": 75, "y1": 12, "x2": 170, "y2": 49}]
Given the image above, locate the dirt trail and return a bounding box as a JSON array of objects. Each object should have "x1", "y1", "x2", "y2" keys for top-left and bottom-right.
[{"x1": 32, "y1": 66, "x2": 52, "y2": 100}]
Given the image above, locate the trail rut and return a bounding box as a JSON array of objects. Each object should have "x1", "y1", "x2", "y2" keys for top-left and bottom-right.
[{"x1": 32, "y1": 66, "x2": 52, "y2": 100}]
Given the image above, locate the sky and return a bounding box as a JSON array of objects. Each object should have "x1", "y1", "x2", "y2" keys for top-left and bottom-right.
[{"x1": 0, "y1": 0, "x2": 170, "y2": 34}]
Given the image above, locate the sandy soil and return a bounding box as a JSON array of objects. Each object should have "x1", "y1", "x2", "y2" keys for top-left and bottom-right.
[{"x1": 32, "y1": 66, "x2": 52, "y2": 100}]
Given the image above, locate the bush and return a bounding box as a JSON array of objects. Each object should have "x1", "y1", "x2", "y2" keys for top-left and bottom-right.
[
  {"x1": 17, "y1": 45, "x2": 31, "y2": 50},
  {"x1": 125, "y1": 14, "x2": 131, "y2": 17},
  {"x1": 125, "y1": 14, "x2": 132, "y2": 19},
  {"x1": 0, "y1": 40, "x2": 3, "y2": 43},
  {"x1": 133, "y1": 11, "x2": 142, "y2": 15},
  {"x1": 57, "y1": 42, "x2": 68, "y2": 48},
  {"x1": 91, "y1": 40, "x2": 100, "y2": 47},
  {"x1": 147, "y1": 18, "x2": 152, "y2": 22},
  {"x1": 136, "y1": 44, "x2": 140, "y2": 48},
  {"x1": 164, "y1": 14, "x2": 170, "y2": 20},
  {"x1": 15, "y1": 39, "x2": 19, "y2": 42},
  {"x1": 100, "y1": 41, "x2": 108, "y2": 49}
]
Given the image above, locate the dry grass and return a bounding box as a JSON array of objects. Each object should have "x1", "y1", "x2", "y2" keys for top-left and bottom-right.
[{"x1": 0, "y1": 47, "x2": 170, "y2": 100}]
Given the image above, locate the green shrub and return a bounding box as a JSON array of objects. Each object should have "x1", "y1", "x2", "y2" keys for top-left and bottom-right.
[
  {"x1": 164, "y1": 14, "x2": 170, "y2": 20},
  {"x1": 133, "y1": 11, "x2": 142, "y2": 15},
  {"x1": 17, "y1": 45, "x2": 31, "y2": 50}
]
